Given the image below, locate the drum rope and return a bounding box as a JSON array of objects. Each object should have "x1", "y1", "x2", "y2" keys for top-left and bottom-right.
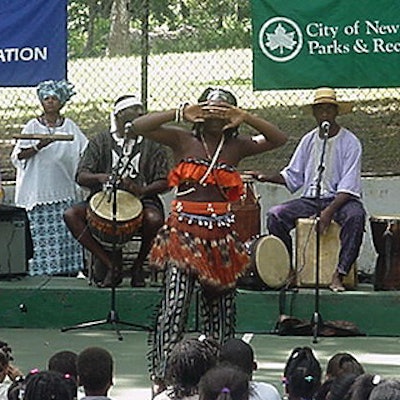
[
  {"x1": 76, "y1": 191, "x2": 109, "y2": 242},
  {"x1": 297, "y1": 218, "x2": 316, "y2": 276}
]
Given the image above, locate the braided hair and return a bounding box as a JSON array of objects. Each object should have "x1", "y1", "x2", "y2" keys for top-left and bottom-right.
[
  {"x1": 23, "y1": 370, "x2": 75, "y2": 400},
  {"x1": 283, "y1": 346, "x2": 321, "y2": 399},
  {"x1": 0, "y1": 340, "x2": 13, "y2": 362},
  {"x1": 165, "y1": 337, "x2": 220, "y2": 399}
]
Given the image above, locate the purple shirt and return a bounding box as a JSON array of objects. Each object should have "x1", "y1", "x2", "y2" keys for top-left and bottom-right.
[{"x1": 281, "y1": 127, "x2": 362, "y2": 199}]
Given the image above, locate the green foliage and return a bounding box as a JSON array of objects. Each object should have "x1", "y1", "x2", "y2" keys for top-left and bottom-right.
[
  {"x1": 148, "y1": 18, "x2": 251, "y2": 54},
  {"x1": 67, "y1": 0, "x2": 251, "y2": 57}
]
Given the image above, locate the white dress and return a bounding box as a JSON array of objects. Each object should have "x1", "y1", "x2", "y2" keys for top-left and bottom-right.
[{"x1": 11, "y1": 117, "x2": 88, "y2": 275}]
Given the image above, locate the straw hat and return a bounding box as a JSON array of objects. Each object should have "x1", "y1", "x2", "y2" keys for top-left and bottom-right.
[{"x1": 303, "y1": 87, "x2": 354, "y2": 115}]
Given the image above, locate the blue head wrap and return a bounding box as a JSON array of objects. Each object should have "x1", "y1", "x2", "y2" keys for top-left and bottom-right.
[{"x1": 36, "y1": 80, "x2": 76, "y2": 106}]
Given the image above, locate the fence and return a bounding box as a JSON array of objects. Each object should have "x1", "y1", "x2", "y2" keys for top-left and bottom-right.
[{"x1": 1, "y1": 1, "x2": 400, "y2": 181}]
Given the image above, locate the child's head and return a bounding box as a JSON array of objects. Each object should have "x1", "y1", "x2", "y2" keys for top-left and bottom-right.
[
  {"x1": 219, "y1": 338, "x2": 255, "y2": 378},
  {"x1": 166, "y1": 337, "x2": 220, "y2": 397},
  {"x1": 283, "y1": 346, "x2": 321, "y2": 399},
  {"x1": 23, "y1": 370, "x2": 75, "y2": 400},
  {"x1": 199, "y1": 364, "x2": 249, "y2": 400},
  {"x1": 77, "y1": 347, "x2": 113, "y2": 395},
  {"x1": 48, "y1": 351, "x2": 78, "y2": 381},
  {"x1": 326, "y1": 352, "x2": 364, "y2": 380}
]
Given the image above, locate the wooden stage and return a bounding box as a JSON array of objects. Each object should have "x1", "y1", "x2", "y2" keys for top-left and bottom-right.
[{"x1": 0, "y1": 275, "x2": 398, "y2": 337}]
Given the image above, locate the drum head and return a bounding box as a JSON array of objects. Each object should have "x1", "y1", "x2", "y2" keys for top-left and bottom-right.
[
  {"x1": 370, "y1": 215, "x2": 400, "y2": 222},
  {"x1": 89, "y1": 190, "x2": 143, "y2": 222},
  {"x1": 255, "y1": 235, "x2": 290, "y2": 288}
]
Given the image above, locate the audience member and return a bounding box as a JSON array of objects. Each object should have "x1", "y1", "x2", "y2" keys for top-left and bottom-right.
[
  {"x1": 219, "y1": 338, "x2": 280, "y2": 400},
  {"x1": 48, "y1": 351, "x2": 78, "y2": 381},
  {"x1": 23, "y1": 370, "x2": 75, "y2": 400},
  {"x1": 282, "y1": 346, "x2": 321, "y2": 400},
  {"x1": 348, "y1": 373, "x2": 384, "y2": 400},
  {"x1": 0, "y1": 342, "x2": 22, "y2": 400},
  {"x1": 369, "y1": 378, "x2": 400, "y2": 400},
  {"x1": 48, "y1": 351, "x2": 78, "y2": 398},
  {"x1": 325, "y1": 373, "x2": 358, "y2": 400},
  {"x1": 76, "y1": 347, "x2": 113, "y2": 399},
  {"x1": 325, "y1": 352, "x2": 364, "y2": 380},
  {"x1": 315, "y1": 352, "x2": 365, "y2": 400},
  {"x1": 154, "y1": 337, "x2": 220, "y2": 400},
  {"x1": 199, "y1": 364, "x2": 249, "y2": 400}
]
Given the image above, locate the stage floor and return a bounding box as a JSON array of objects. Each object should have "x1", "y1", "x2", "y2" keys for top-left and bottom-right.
[
  {"x1": 1, "y1": 328, "x2": 400, "y2": 400},
  {"x1": 0, "y1": 275, "x2": 399, "y2": 336}
]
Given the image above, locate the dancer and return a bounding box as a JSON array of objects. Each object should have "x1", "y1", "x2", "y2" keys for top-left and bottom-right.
[{"x1": 124, "y1": 87, "x2": 287, "y2": 389}]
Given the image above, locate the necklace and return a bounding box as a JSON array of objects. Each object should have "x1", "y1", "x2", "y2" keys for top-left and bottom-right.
[
  {"x1": 200, "y1": 132, "x2": 224, "y2": 160},
  {"x1": 199, "y1": 133, "x2": 225, "y2": 185},
  {"x1": 41, "y1": 115, "x2": 62, "y2": 135},
  {"x1": 175, "y1": 133, "x2": 225, "y2": 197}
]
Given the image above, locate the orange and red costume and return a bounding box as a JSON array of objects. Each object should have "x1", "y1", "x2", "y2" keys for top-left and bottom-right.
[{"x1": 149, "y1": 157, "x2": 250, "y2": 290}]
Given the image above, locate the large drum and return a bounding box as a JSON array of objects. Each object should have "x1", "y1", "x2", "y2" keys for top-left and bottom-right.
[
  {"x1": 370, "y1": 215, "x2": 400, "y2": 290},
  {"x1": 296, "y1": 218, "x2": 357, "y2": 288},
  {"x1": 87, "y1": 189, "x2": 143, "y2": 249},
  {"x1": 238, "y1": 235, "x2": 291, "y2": 290},
  {"x1": 232, "y1": 174, "x2": 261, "y2": 243}
]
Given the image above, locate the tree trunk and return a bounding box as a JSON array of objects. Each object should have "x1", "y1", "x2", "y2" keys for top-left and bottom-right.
[
  {"x1": 83, "y1": 0, "x2": 98, "y2": 56},
  {"x1": 107, "y1": 0, "x2": 131, "y2": 56}
]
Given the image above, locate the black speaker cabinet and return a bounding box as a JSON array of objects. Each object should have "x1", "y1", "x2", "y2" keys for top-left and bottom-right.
[{"x1": 0, "y1": 213, "x2": 28, "y2": 276}]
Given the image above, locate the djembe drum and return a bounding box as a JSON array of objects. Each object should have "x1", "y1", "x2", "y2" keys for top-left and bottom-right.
[
  {"x1": 370, "y1": 215, "x2": 400, "y2": 290},
  {"x1": 87, "y1": 189, "x2": 143, "y2": 249},
  {"x1": 231, "y1": 174, "x2": 261, "y2": 243}
]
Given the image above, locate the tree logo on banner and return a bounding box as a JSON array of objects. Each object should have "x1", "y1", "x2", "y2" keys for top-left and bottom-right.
[{"x1": 259, "y1": 17, "x2": 303, "y2": 62}]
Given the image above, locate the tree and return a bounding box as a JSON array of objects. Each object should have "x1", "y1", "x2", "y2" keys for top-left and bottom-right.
[{"x1": 107, "y1": 0, "x2": 131, "y2": 56}]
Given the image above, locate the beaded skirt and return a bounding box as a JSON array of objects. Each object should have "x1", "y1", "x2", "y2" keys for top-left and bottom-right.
[{"x1": 150, "y1": 200, "x2": 250, "y2": 290}]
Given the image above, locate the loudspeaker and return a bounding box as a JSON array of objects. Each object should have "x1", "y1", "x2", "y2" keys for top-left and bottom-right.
[{"x1": 0, "y1": 216, "x2": 28, "y2": 276}]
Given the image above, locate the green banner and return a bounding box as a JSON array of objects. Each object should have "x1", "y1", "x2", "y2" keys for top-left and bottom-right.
[{"x1": 252, "y1": 0, "x2": 400, "y2": 90}]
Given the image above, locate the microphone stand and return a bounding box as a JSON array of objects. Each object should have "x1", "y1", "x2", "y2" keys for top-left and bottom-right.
[
  {"x1": 61, "y1": 133, "x2": 150, "y2": 340},
  {"x1": 311, "y1": 123, "x2": 329, "y2": 344}
]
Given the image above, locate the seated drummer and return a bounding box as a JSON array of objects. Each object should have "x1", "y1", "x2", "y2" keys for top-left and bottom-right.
[
  {"x1": 249, "y1": 87, "x2": 366, "y2": 292},
  {"x1": 64, "y1": 95, "x2": 169, "y2": 287}
]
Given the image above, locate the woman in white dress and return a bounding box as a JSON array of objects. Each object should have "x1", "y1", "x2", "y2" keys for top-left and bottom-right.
[{"x1": 11, "y1": 80, "x2": 88, "y2": 276}]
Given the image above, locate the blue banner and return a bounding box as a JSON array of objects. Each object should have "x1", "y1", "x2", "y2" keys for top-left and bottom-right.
[{"x1": 0, "y1": 0, "x2": 67, "y2": 87}]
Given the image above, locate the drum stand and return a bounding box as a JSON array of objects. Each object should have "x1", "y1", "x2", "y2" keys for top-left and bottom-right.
[
  {"x1": 61, "y1": 177, "x2": 150, "y2": 341},
  {"x1": 310, "y1": 126, "x2": 329, "y2": 344}
]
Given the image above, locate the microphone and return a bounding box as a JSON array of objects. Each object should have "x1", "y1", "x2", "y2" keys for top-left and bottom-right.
[
  {"x1": 103, "y1": 175, "x2": 115, "y2": 203},
  {"x1": 124, "y1": 121, "x2": 132, "y2": 136},
  {"x1": 321, "y1": 121, "x2": 330, "y2": 137}
]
